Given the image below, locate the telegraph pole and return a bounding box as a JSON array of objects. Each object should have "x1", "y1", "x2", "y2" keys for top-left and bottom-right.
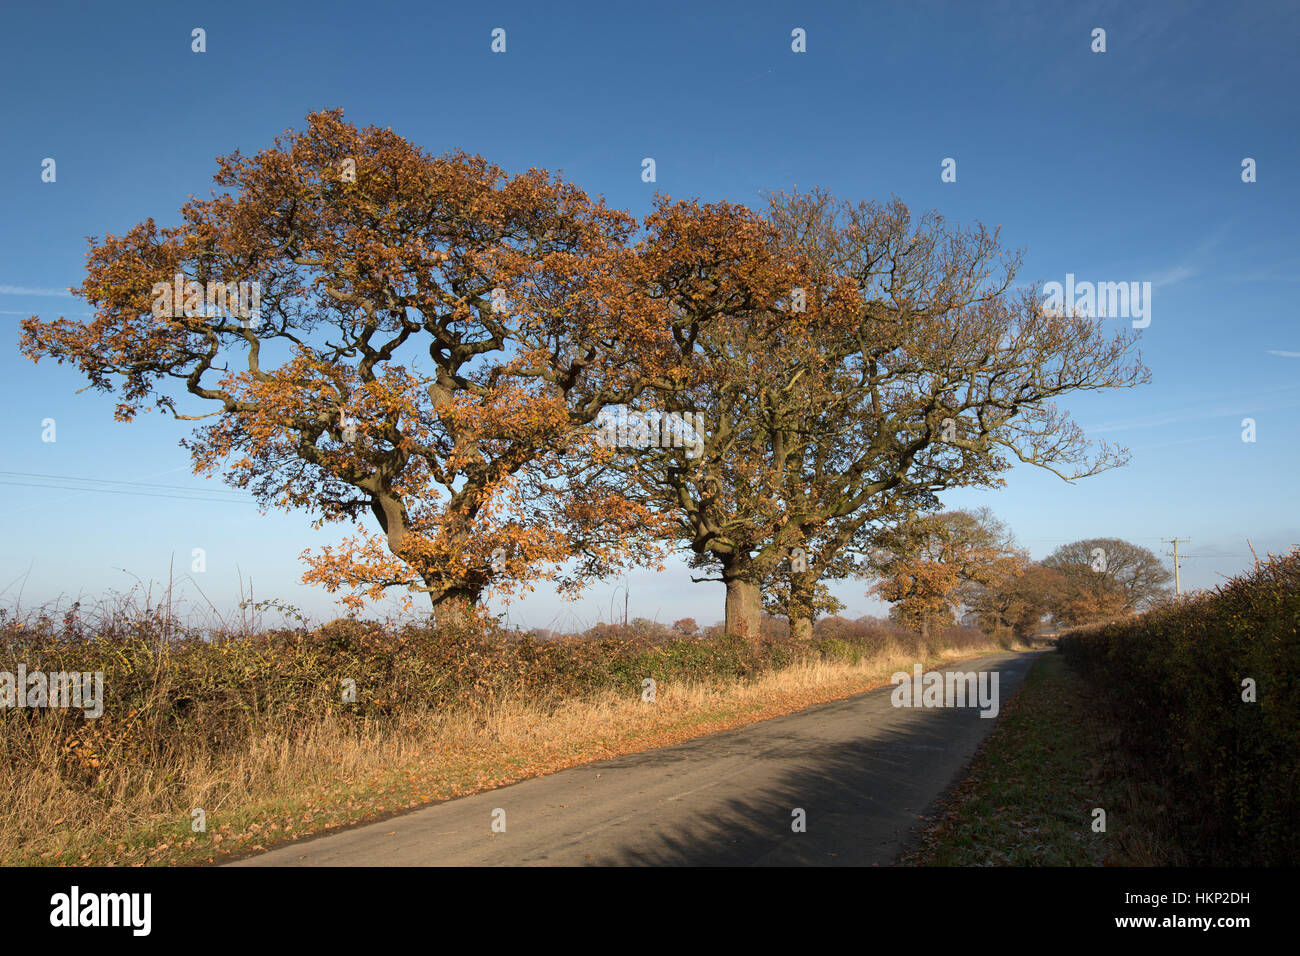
[{"x1": 1163, "y1": 537, "x2": 1190, "y2": 597}]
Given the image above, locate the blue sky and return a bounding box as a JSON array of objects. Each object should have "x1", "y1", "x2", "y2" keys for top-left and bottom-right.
[{"x1": 2, "y1": 0, "x2": 1297, "y2": 630}]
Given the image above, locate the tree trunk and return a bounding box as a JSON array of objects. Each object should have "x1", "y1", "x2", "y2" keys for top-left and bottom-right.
[
  {"x1": 788, "y1": 573, "x2": 817, "y2": 643},
  {"x1": 724, "y1": 578, "x2": 762, "y2": 644},
  {"x1": 434, "y1": 587, "x2": 479, "y2": 630}
]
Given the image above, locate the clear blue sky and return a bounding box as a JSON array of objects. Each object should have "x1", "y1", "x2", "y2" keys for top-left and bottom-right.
[{"x1": 2, "y1": 0, "x2": 1297, "y2": 630}]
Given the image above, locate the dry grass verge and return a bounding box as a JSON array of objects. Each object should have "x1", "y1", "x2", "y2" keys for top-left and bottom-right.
[{"x1": 899, "y1": 651, "x2": 1181, "y2": 866}]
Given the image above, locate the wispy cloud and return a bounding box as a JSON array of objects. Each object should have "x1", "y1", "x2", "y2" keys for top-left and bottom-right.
[
  {"x1": 1147, "y1": 264, "x2": 1195, "y2": 288},
  {"x1": 1084, "y1": 383, "x2": 1300, "y2": 433},
  {"x1": 1227, "y1": 271, "x2": 1300, "y2": 283},
  {"x1": 1131, "y1": 434, "x2": 1221, "y2": 450},
  {"x1": 0, "y1": 284, "x2": 73, "y2": 297},
  {"x1": 1140, "y1": 230, "x2": 1230, "y2": 290},
  {"x1": 1267, "y1": 350, "x2": 1300, "y2": 358}
]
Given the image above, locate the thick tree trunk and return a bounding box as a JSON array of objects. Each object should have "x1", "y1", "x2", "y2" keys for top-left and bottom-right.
[
  {"x1": 724, "y1": 577, "x2": 762, "y2": 644},
  {"x1": 433, "y1": 587, "x2": 479, "y2": 630},
  {"x1": 788, "y1": 573, "x2": 817, "y2": 643},
  {"x1": 371, "y1": 489, "x2": 487, "y2": 633}
]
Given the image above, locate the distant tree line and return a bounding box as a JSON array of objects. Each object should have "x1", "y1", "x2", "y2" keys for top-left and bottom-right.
[{"x1": 867, "y1": 508, "x2": 1173, "y2": 638}]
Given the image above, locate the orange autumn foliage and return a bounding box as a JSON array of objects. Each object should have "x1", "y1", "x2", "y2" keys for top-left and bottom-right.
[{"x1": 20, "y1": 111, "x2": 699, "y2": 623}]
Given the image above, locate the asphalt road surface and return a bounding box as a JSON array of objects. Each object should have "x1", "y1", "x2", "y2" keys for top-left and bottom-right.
[{"x1": 232, "y1": 649, "x2": 1040, "y2": 866}]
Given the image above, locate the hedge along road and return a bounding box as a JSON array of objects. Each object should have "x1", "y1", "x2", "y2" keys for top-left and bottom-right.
[{"x1": 230, "y1": 650, "x2": 1041, "y2": 866}]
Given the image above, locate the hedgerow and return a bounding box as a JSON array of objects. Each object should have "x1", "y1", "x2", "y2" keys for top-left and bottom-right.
[
  {"x1": 1, "y1": 606, "x2": 986, "y2": 795},
  {"x1": 1058, "y1": 550, "x2": 1300, "y2": 864}
]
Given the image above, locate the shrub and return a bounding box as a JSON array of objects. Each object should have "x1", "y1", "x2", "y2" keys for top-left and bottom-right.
[
  {"x1": 1057, "y1": 550, "x2": 1300, "y2": 865},
  {"x1": 0, "y1": 595, "x2": 996, "y2": 808}
]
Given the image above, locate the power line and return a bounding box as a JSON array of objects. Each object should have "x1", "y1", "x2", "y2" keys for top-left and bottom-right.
[
  {"x1": 0, "y1": 480, "x2": 251, "y2": 504},
  {"x1": 0, "y1": 470, "x2": 251, "y2": 497},
  {"x1": 0, "y1": 476, "x2": 253, "y2": 505}
]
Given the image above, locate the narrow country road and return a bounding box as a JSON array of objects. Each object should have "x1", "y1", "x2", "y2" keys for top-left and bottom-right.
[{"x1": 231, "y1": 650, "x2": 1040, "y2": 866}]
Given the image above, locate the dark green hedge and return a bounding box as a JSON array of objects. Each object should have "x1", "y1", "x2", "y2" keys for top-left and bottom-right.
[{"x1": 1058, "y1": 551, "x2": 1300, "y2": 865}]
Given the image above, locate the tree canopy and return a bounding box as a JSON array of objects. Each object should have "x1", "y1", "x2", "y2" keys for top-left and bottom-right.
[
  {"x1": 21, "y1": 111, "x2": 692, "y2": 624},
  {"x1": 1043, "y1": 537, "x2": 1173, "y2": 624},
  {"x1": 20, "y1": 111, "x2": 1153, "y2": 637}
]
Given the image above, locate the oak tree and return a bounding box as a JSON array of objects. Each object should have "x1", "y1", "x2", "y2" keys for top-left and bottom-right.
[
  {"x1": 21, "y1": 111, "x2": 685, "y2": 626},
  {"x1": 964, "y1": 561, "x2": 1064, "y2": 639},
  {"x1": 758, "y1": 190, "x2": 1150, "y2": 640},
  {"x1": 868, "y1": 508, "x2": 1023, "y2": 638},
  {"x1": 1043, "y1": 537, "x2": 1172, "y2": 625},
  {"x1": 586, "y1": 195, "x2": 816, "y2": 640},
  {"x1": 623, "y1": 189, "x2": 1148, "y2": 642}
]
